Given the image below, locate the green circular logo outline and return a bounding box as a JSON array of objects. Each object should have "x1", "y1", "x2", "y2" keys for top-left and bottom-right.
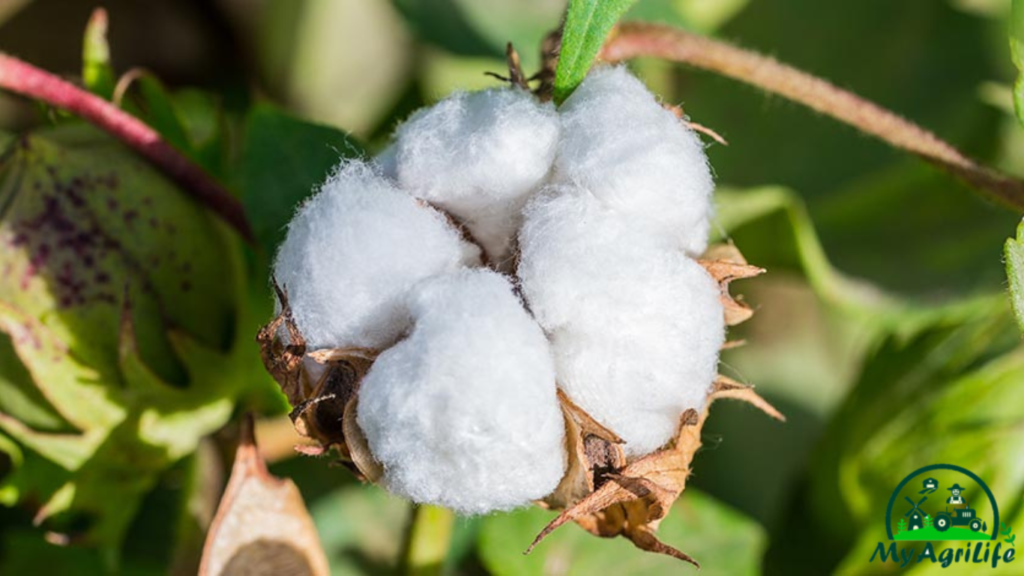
[{"x1": 885, "y1": 463, "x2": 999, "y2": 541}]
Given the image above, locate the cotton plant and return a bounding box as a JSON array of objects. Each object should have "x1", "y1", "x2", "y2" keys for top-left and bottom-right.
[{"x1": 258, "y1": 65, "x2": 779, "y2": 565}]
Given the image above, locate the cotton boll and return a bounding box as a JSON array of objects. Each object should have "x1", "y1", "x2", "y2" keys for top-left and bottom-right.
[
  {"x1": 390, "y1": 88, "x2": 560, "y2": 266},
  {"x1": 555, "y1": 66, "x2": 714, "y2": 256},
  {"x1": 356, "y1": 269, "x2": 566, "y2": 514},
  {"x1": 273, "y1": 161, "x2": 480, "y2": 350},
  {"x1": 518, "y1": 186, "x2": 725, "y2": 456}
]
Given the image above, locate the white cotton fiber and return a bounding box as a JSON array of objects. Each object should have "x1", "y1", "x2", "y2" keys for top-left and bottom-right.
[
  {"x1": 273, "y1": 161, "x2": 480, "y2": 350},
  {"x1": 356, "y1": 269, "x2": 566, "y2": 514},
  {"x1": 518, "y1": 186, "x2": 724, "y2": 456},
  {"x1": 389, "y1": 88, "x2": 560, "y2": 266},
  {"x1": 555, "y1": 66, "x2": 714, "y2": 256}
]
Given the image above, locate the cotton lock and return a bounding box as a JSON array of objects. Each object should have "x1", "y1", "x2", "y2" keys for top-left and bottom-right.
[
  {"x1": 272, "y1": 162, "x2": 480, "y2": 350},
  {"x1": 384, "y1": 88, "x2": 560, "y2": 267},
  {"x1": 555, "y1": 66, "x2": 714, "y2": 256},
  {"x1": 519, "y1": 186, "x2": 724, "y2": 456},
  {"x1": 356, "y1": 269, "x2": 566, "y2": 514}
]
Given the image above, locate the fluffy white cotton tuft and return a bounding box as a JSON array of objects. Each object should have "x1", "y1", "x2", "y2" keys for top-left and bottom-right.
[
  {"x1": 273, "y1": 161, "x2": 480, "y2": 350},
  {"x1": 555, "y1": 66, "x2": 714, "y2": 256},
  {"x1": 389, "y1": 88, "x2": 560, "y2": 266},
  {"x1": 518, "y1": 186, "x2": 724, "y2": 456},
  {"x1": 356, "y1": 269, "x2": 566, "y2": 514}
]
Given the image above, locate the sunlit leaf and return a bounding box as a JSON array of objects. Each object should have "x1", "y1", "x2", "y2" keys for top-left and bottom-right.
[
  {"x1": 479, "y1": 490, "x2": 764, "y2": 575},
  {"x1": 554, "y1": 0, "x2": 639, "y2": 103},
  {"x1": 1011, "y1": 0, "x2": 1024, "y2": 129},
  {"x1": 200, "y1": 418, "x2": 329, "y2": 576},
  {"x1": 1005, "y1": 218, "x2": 1024, "y2": 333},
  {"x1": 81, "y1": 9, "x2": 114, "y2": 100},
  {"x1": 238, "y1": 104, "x2": 363, "y2": 257}
]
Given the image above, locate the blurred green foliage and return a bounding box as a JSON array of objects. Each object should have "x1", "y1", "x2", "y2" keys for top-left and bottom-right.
[{"x1": 1, "y1": 0, "x2": 1023, "y2": 574}]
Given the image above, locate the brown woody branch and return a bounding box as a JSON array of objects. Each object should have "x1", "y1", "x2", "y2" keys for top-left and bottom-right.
[
  {"x1": 601, "y1": 22, "x2": 1024, "y2": 212},
  {"x1": 0, "y1": 53, "x2": 254, "y2": 241}
]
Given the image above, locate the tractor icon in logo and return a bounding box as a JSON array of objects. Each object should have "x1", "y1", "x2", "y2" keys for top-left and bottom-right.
[
  {"x1": 934, "y1": 483, "x2": 983, "y2": 533},
  {"x1": 886, "y1": 464, "x2": 999, "y2": 542}
]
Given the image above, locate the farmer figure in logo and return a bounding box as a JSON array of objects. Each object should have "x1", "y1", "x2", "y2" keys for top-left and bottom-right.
[
  {"x1": 933, "y1": 482, "x2": 984, "y2": 533},
  {"x1": 947, "y1": 484, "x2": 967, "y2": 506}
]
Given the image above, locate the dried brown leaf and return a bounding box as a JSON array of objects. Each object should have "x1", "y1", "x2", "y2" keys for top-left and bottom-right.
[
  {"x1": 199, "y1": 416, "x2": 329, "y2": 576},
  {"x1": 341, "y1": 397, "x2": 384, "y2": 483},
  {"x1": 543, "y1": 390, "x2": 626, "y2": 509}
]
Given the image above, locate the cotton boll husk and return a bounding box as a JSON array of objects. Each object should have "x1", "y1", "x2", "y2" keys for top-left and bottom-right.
[
  {"x1": 518, "y1": 186, "x2": 725, "y2": 456},
  {"x1": 555, "y1": 66, "x2": 714, "y2": 256},
  {"x1": 356, "y1": 269, "x2": 566, "y2": 514},
  {"x1": 273, "y1": 161, "x2": 480, "y2": 350},
  {"x1": 390, "y1": 88, "x2": 560, "y2": 266}
]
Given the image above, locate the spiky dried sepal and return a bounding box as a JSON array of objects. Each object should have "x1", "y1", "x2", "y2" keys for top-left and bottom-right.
[
  {"x1": 698, "y1": 244, "x2": 765, "y2": 326},
  {"x1": 526, "y1": 377, "x2": 783, "y2": 566},
  {"x1": 256, "y1": 278, "x2": 380, "y2": 478}
]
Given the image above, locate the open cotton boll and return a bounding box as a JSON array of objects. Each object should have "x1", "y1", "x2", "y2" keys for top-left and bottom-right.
[
  {"x1": 555, "y1": 66, "x2": 714, "y2": 256},
  {"x1": 356, "y1": 269, "x2": 566, "y2": 514},
  {"x1": 273, "y1": 161, "x2": 480, "y2": 351},
  {"x1": 390, "y1": 88, "x2": 560, "y2": 265},
  {"x1": 518, "y1": 186, "x2": 725, "y2": 456}
]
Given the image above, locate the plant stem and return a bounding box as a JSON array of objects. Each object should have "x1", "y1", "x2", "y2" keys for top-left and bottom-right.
[
  {"x1": 602, "y1": 22, "x2": 1024, "y2": 212},
  {"x1": 401, "y1": 504, "x2": 454, "y2": 576},
  {"x1": 0, "y1": 53, "x2": 254, "y2": 241}
]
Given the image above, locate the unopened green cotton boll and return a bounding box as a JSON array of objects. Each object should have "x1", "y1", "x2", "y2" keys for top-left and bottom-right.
[
  {"x1": 273, "y1": 161, "x2": 480, "y2": 350},
  {"x1": 386, "y1": 88, "x2": 560, "y2": 267},
  {"x1": 356, "y1": 269, "x2": 566, "y2": 514}
]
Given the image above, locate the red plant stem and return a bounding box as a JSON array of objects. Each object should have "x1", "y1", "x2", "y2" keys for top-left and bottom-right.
[
  {"x1": 602, "y1": 22, "x2": 1024, "y2": 212},
  {"x1": 0, "y1": 53, "x2": 254, "y2": 241}
]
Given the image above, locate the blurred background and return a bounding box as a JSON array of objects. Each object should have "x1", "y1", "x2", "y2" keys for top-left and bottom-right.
[{"x1": 1, "y1": 0, "x2": 1023, "y2": 574}]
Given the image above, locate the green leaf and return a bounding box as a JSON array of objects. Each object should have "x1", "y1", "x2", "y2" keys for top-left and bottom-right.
[
  {"x1": 554, "y1": 0, "x2": 639, "y2": 104},
  {"x1": 625, "y1": 0, "x2": 749, "y2": 33},
  {"x1": 391, "y1": 0, "x2": 503, "y2": 58},
  {"x1": 238, "y1": 104, "x2": 363, "y2": 257},
  {"x1": 118, "y1": 74, "x2": 195, "y2": 159},
  {"x1": 715, "y1": 186, "x2": 994, "y2": 333},
  {"x1": 683, "y1": 0, "x2": 1004, "y2": 295},
  {"x1": 478, "y1": 490, "x2": 764, "y2": 575},
  {"x1": 1012, "y1": 0, "x2": 1024, "y2": 129},
  {"x1": 82, "y1": 9, "x2": 115, "y2": 100},
  {"x1": 306, "y1": 482, "x2": 409, "y2": 576},
  {"x1": 1005, "y1": 218, "x2": 1024, "y2": 333}
]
